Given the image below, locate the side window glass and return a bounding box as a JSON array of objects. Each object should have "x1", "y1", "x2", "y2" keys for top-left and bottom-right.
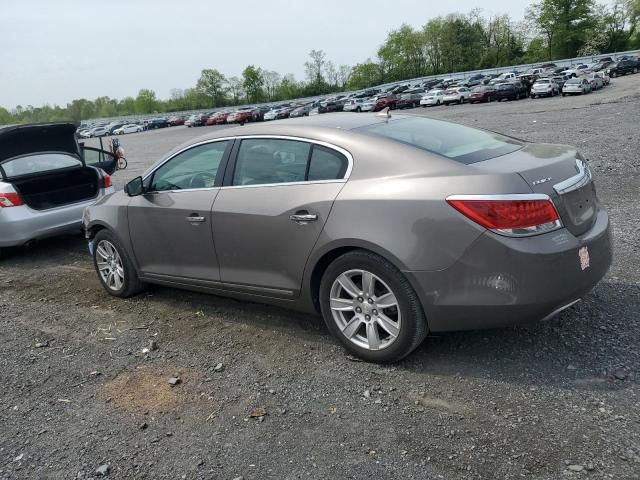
[
  {"x1": 150, "y1": 141, "x2": 228, "y2": 192},
  {"x1": 233, "y1": 139, "x2": 310, "y2": 186},
  {"x1": 307, "y1": 146, "x2": 348, "y2": 181}
]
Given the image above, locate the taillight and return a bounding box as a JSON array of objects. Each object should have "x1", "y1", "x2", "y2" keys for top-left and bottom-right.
[
  {"x1": 0, "y1": 192, "x2": 24, "y2": 208},
  {"x1": 446, "y1": 194, "x2": 562, "y2": 237},
  {"x1": 101, "y1": 174, "x2": 112, "y2": 189}
]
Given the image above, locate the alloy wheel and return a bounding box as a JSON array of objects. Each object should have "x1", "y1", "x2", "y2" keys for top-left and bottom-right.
[
  {"x1": 329, "y1": 269, "x2": 401, "y2": 351},
  {"x1": 96, "y1": 240, "x2": 125, "y2": 291}
]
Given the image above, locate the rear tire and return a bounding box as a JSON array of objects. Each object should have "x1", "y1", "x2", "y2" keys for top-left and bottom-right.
[
  {"x1": 319, "y1": 250, "x2": 428, "y2": 363},
  {"x1": 92, "y1": 230, "x2": 145, "y2": 298}
]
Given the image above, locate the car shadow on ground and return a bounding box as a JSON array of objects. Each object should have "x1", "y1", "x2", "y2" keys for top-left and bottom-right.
[{"x1": 3, "y1": 236, "x2": 637, "y2": 392}]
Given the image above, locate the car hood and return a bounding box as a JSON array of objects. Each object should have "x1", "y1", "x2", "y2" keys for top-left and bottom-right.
[{"x1": 0, "y1": 122, "x2": 80, "y2": 164}]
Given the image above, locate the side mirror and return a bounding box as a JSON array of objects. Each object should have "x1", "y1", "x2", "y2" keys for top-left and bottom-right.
[{"x1": 125, "y1": 176, "x2": 144, "y2": 197}]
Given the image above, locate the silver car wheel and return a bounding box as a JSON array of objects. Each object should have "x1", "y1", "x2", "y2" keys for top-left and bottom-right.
[
  {"x1": 329, "y1": 269, "x2": 401, "y2": 351},
  {"x1": 96, "y1": 240, "x2": 125, "y2": 291}
]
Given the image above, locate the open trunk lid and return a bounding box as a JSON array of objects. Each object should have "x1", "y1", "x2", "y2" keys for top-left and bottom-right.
[
  {"x1": 0, "y1": 122, "x2": 80, "y2": 163},
  {"x1": 473, "y1": 143, "x2": 599, "y2": 237},
  {"x1": 0, "y1": 122, "x2": 118, "y2": 179}
]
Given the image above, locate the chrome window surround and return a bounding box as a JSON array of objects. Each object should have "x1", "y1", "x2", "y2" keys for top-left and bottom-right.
[
  {"x1": 142, "y1": 135, "x2": 353, "y2": 193},
  {"x1": 553, "y1": 159, "x2": 592, "y2": 195},
  {"x1": 446, "y1": 193, "x2": 563, "y2": 237}
]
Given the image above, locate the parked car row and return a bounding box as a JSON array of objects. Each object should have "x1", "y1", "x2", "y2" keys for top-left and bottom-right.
[{"x1": 75, "y1": 56, "x2": 638, "y2": 136}]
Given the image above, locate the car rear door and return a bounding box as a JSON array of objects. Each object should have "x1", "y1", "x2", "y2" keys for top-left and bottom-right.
[
  {"x1": 211, "y1": 137, "x2": 350, "y2": 298},
  {"x1": 127, "y1": 140, "x2": 232, "y2": 281}
]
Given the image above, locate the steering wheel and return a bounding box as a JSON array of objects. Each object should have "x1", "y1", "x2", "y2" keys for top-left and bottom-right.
[{"x1": 189, "y1": 172, "x2": 216, "y2": 189}]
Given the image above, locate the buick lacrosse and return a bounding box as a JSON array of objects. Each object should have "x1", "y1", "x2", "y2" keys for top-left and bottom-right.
[{"x1": 84, "y1": 113, "x2": 612, "y2": 362}]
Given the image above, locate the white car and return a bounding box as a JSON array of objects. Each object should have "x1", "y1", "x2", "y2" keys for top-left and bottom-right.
[
  {"x1": 420, "y1": 90, "x2": 445, "y2": 106},
  {"x1": 343, "y1": 99, "x2": 366, "y2": 112},
  {"x1": 360, "y1": 98, "x2": 377, "y2": 112},
  {"x1": 593, "y1": 71, "x2": 610, "y2": 85},
  {"x1": 263, "y1": 109, "x2": 280, "y2": 121},
  {"x1": 586, "y1": 73, "x2": 604, "y2": 90},
  {"x1": 91, "y1": 126, "x2": 110, "y2": 137},
  {"x1": 562, "y1": 78, "x2": 592, "y2": 95},
  {"x1": 442, "y1": 87, "x2": 470, "y2": 105},
  {"x1": 113, "y1": 124, "x2": 143, "y2": 135},
  {"x1": 530, "y1": 78, "x2": 559, "y2": 98}
]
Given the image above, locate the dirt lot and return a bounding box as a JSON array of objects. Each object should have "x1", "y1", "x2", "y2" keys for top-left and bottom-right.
[{"x1": 1, "y1": 76, "x2": 639, "y2": 480}]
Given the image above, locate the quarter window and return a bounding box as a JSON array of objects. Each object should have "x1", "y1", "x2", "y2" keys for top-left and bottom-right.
[
  {"x1": 307, "y1": 146, "x2": 348, "y2": 181},
  {"x1": 150, "y1": 141, "x2": 228, "y2": 192}
]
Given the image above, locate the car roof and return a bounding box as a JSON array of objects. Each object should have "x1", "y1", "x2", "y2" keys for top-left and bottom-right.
[{"x1": 155, "y1": 113, "x2": 419, "y2": 163}]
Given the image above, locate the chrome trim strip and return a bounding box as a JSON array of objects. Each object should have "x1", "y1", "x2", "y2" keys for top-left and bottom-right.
[
  {"x1": 553, "y1": 159, "x2": 592, "y2": 195},
  {"x1": 143, "y1": 134, "x2": 354, "y2": 185},
  {"x1": 541, "y1": 299, "x2": 581, "y2": 322},
  {"x1": 220, "y1": 179, "x2": 345, "y2": 190},
  {"x1": 446, "y1": 193, "x2": 552, "y2": 201}
]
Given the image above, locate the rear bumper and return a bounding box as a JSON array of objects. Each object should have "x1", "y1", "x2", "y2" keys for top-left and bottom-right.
[
  {"x1": 0, "y1": 192, "x2": 111, "y2": 247},
  {"x1": 406, "y1": 209, "x2": 612, "y2": 331}
]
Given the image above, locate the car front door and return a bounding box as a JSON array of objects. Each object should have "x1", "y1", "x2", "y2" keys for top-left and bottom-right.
[
  {"x1": 212, "y1": 137, "x2": 350, "y2": 298},
  {"x1": 127, "y1": 140, "x2": 232, "y2": 281},
  {"x1": 81, "y1": 146, "x2": 118, "y2": 175}
]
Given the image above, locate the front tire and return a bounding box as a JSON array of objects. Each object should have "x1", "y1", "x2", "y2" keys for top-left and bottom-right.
[
  {"x1": 93, "y1": 230, "x2": 145, "y2": 298},
  {"x1": 319, "y1": 250, "x2": 428, "y2": 363}
]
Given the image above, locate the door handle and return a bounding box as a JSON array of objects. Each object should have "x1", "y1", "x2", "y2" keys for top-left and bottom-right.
[
  {"x1": 290, "y1": 213, "x2": 318, "y2": 223},
  {"x1": 186, "y1": 215, "x2": 206, "y2": 223}
]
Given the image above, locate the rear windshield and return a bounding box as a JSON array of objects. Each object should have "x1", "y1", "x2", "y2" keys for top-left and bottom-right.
[
  {"x1": 356, "y1": 117, "x2": 523, "y2": 164},
  {"x1": 1, "y1": 153, "x2": 82, "y2": 178}
]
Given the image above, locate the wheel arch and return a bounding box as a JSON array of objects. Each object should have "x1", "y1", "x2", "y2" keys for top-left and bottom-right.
[{"x1": 305, "y1": 240, "x2": 413, "y2": 314}]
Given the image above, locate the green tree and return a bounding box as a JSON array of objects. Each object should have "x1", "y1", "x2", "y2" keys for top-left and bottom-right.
[
  {"x1": 0, "y1": 106, "x2": 12, "y2": 125},
  {"x1": 528, "y1": 0, "x2": 597, "y2": 58},
  {"x1": 378, "y1": 24, "x2": 427, "y2": 81},
  {"x1": 347, "y1": 61, "x2": 382, "y2": 89},
  {"x1": 135, "y1": 89, "x2": 158, "y2": 114},
  {"x1": 196, "y1": 68, "x2": 227, "y2": 107},
  {"x1": 242, "y1": 65, "x2": 264, "y2": 103}
]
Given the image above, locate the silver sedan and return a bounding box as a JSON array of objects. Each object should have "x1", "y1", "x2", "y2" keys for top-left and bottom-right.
[{"x1": 0, "y1": 123, "x2": 118, "y2": 254}]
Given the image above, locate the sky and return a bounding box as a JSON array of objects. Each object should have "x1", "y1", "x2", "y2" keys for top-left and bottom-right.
[{"x1": 0, "y1": 0, "x2": 531, "y2": 109}]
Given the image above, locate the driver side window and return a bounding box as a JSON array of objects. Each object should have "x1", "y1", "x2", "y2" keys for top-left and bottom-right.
[{"x1": 150, "y1": 141, "x2": 229, "y2": 192}]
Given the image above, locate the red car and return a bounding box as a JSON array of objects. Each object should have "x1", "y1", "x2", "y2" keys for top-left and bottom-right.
[
  {"x1": 468, "y1": 86, "x2": 496, "y2": 103},
  {"x1": 374, "y1": 95, "x2": 397, "y2": 111},
  {"x1": 227, "y1": 110, "x2": 253, "y2": 124},
  {"x1": 207, "y1": 111, "x2": 230, "y2": 125},
  {"x1": 168, "y1": 116, "x2": 185, "y2": 126}
]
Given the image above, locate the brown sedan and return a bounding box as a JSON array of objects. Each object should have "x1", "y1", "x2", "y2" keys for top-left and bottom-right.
[{"x1": 84, "y1": 113, "x2": 612, "y2": 362}]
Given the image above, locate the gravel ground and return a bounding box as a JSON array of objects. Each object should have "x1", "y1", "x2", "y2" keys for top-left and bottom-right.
[{"x1": 0, "y1": 75, "x2": 639, "y2": 480}]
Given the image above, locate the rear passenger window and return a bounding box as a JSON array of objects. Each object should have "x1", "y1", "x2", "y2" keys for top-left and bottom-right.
[
  {"x1": 308, "y1": 146, "x2": 348, "y2": 181},
  {"x1": 233, "y1": 139, "x2": 310, "y2": 186}
]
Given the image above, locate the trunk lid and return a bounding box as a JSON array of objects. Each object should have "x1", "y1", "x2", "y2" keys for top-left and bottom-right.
[
  {"x1": 473, "y1": 143, "x2": 599, "y2": 237},
  {"x1": 0, "y1": 122, "x2": 118, "y2": 179},
  {"x1": 0, "y1": 122, "x2": 80, "y2": 163}
]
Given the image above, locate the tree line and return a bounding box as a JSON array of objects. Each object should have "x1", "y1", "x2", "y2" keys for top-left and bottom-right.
[{"x1": 1, "y1": 0, "x2": 638, "y2": 125}]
